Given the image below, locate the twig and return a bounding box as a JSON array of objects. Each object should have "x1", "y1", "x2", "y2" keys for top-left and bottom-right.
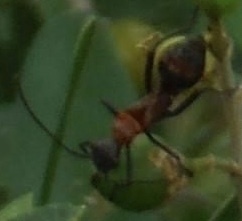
[
  {"x1": 38, "y1": 16, "x2": 96, "y2": 205},
  {"x1": 206, "y1": 17, "x2": 242, "y2": 218}
]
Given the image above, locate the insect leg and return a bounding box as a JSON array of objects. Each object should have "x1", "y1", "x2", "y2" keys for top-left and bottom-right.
[
  {"x1": 125, "y1": 145, "x2": 133, "y2": 184},
  {"x1": 144, "y1": 131, "x2": 193, "y2": 177},
  {"x1": 145, "y1": 131, "x2": 180, "y2": 161},
  {"x1": 165, "y1": 88, "x2": 204, "y2": 117}
]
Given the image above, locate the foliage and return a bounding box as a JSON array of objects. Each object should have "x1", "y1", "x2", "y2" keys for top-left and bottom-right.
[{"x1": 0, "y1": 0, "x2": 242, "y2": 220}]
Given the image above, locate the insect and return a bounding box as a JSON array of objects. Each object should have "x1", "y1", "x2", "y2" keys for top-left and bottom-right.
[
  {"x1": 74, "y1": 8, "x2": 209, "y2": 181},
  {"x1": 18, "y1": 7, "x2": 208, "y2": 183},
  {"x1": 78, "y1": 31, "x2": 208, "y2": 182},
  {"x1": 18, "y1": 83, "x2": 193, "y2": 211},
  {"x1": 18, "y1": 34, "x2": 205, "y2": 182},
  {"x1": 19, "y1": 7, "x2": 230, "y2": 211}
]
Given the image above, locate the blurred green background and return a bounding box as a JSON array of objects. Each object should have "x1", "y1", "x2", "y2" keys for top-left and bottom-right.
[{"x1": 0, "y1": 0, "x2": 242, "y2": 220}]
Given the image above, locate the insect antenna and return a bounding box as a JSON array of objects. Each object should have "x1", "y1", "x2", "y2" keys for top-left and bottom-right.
[
  {"x1": 101, "y1": 99, "x2": 119, "y2": 116},
  {"x1": 17, "y1": 80, "x2": 90, "y2": 159}
]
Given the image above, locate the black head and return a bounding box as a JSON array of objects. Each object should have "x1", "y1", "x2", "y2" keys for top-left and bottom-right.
[
  {"x1": 159, "y1": 35, "x2": 206, "y2": 94},
  {"x1": 79, "y1": 138, "x2": 121, "y2": 174}
]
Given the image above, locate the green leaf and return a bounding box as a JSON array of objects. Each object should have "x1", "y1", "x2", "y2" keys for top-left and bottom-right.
[
  {"x1": 0, "y1": 0, "x2": 42, "y2": 102},
  {"x1": 91, "y1": 0, "x2": 196, "y2": 28},
  {"x1": 92, "y1": 175, "x2": 168, "y2": 212},
  {"x1": 194, "y1": 0, "x2": 240, "y2": 18},
  {"x1": 11, "y1": 203, "x2": 86, "y2": 221},
  {"x1": 39, "y1": 0, "x2": 70, "y2": 19},
  {"x1": 0, "y1": 193, "x2": 33, "y2": 221},
  {"x1": 161, "y1": 189, "x2": 214, "y2": 221}
]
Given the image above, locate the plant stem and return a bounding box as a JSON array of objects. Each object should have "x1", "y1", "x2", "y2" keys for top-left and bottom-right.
[
  {"x1": 208, "y1": 193, "x2": 239, "y2": 221},
  {"x1": 207, "y1": 18, "x2": 242, "y2": 218},
  {"x1": 38, "y1": 16, "x2": 96, "y2": 205}
]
